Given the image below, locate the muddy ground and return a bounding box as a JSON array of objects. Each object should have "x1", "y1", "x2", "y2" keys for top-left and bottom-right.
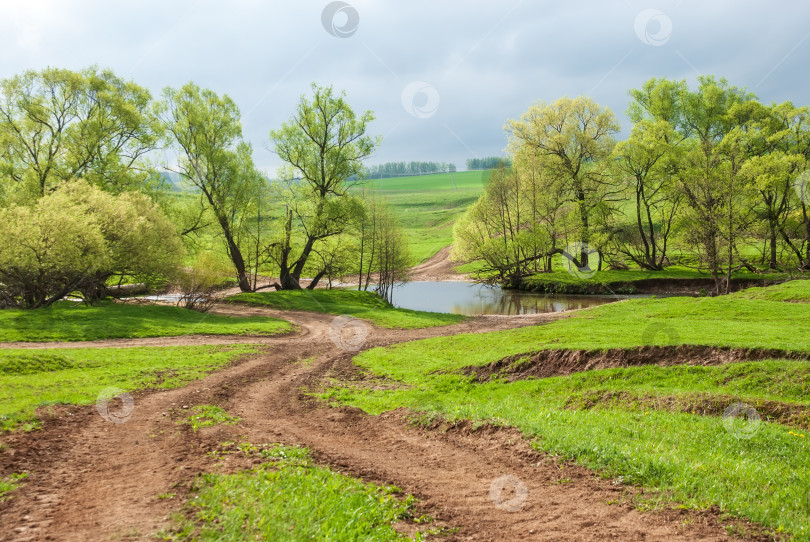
[{"x1": 0, "y1": 304, "x2": 767, "y2": 541}]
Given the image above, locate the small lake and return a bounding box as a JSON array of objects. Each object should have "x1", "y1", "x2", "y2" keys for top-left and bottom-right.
[{"x1": 389, "y1": 281, "x2": 619, "y2": 316}]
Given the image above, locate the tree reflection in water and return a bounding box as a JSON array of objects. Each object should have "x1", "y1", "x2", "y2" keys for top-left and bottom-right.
[{"x1": 390, "y1": 281, "x2": 617, "y2": 316}]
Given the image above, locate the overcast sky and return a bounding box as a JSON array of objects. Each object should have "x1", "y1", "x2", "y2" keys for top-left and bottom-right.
[{"x1": 1, "y1": 0, "x2": 809, "y2": 173}]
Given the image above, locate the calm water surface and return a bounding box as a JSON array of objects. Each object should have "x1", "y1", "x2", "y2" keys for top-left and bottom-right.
[{"x1": 389, "y1": 281, "x2": 618, "y2": 316}]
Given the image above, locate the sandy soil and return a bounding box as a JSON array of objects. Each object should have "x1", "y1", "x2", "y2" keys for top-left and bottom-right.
[
  {"x1": 0, "y1": 305, "x2": 762, "y2": 541},
  {"x1": 409, "y1": 246, "x2": 470, "y2": 282}
]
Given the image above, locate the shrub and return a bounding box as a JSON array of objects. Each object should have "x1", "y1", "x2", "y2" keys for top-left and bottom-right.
[{"x1": 0, "y1": 181, "x2": 183, "y2": 308}]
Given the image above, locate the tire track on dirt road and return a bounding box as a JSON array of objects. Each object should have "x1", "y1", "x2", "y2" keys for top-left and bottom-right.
[{"x1": 0, "y1": 306, "x2": 750, "y2": 541}]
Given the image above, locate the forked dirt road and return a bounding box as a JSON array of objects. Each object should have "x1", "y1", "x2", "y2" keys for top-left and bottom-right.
[{"x1": 0, "y1": 305, "x2": 749, "y2": 541}]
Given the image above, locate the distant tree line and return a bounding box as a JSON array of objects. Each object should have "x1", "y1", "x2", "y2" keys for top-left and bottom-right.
[
  {"x1": 465, "y1": 157, "x2": 512, "y2": 170},
  {"x1": 364, "y1": 161, "x2": 456, "y2": 178}
]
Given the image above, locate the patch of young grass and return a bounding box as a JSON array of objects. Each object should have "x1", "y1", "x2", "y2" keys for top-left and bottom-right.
[
  {"x1": 166, "y1": 443, "x2": 428, "y2": 541},
  {"x1": 550, "y1": 360, "x2": 810, "y2": 406},
  {"x1": 0, "y1": 472, "x2": 28, "y2": 501},
  {"x1": 345, "y1": 295, "x2": 810, "y2": 382},
  {"x1": 0, "y1": 345, "x2": 260, "y2": 431},
  {"x1": 0, "y1": 301, "x2": 291, "y2": 342},
  {"x1": 324, "y1": 294, "x2": 810, "y2": 539},
  {"x1": 228, "y1": 289, "x2": 465, "y2": 329},
  {"x1": 181, "y1": 405, "x2": 240, "y2": 432},
  {"x1": 731, "y1": 279, "x2": 810, "y2": 303}
]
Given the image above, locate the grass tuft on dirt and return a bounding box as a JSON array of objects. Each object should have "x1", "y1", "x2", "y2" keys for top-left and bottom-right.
[
  {"x1": 0, "y1": 301, "x2": 291, "y2": 342},
  {"x1": 0, "y1": 473, "x2": 27, "y2": 502},
  {"x1": 228, "y1": 289, "x2": 465, "y2": 329},
  {"x1": 166, "y1": 443, "x2": 429, "y2": 541},
  {"x1": 325, "y1": 294, "x2": 810, "y2": 539},
  {"x1": 0, "y1": 345, "x2": 260, "y2": 431},
  {"x1": 180, "y1": 405, "x2": 240, "y2": 432}
]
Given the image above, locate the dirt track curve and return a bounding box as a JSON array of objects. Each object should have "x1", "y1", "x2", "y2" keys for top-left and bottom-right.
[
  {"x1": 0, "y1": 305, "x2": 750, "y2": 541},
  {"x1": 409, "y1": 246, "x2": 469, "y2": 282}
]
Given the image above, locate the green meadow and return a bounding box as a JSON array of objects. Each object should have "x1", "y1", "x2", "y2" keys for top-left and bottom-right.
[{"x1": 324, "y1": 285, "x2": 810, "y2": 539}]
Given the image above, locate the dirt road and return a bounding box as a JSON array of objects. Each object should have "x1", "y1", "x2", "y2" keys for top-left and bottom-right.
[
  {"x1": 0, "y1": 305, "x2": 747, "y2": 541},
  {"x1": 409, "y1": 246, "x2": 469, "y2": 282}
]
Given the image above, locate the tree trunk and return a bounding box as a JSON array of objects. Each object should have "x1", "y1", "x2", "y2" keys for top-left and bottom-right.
[
  {"x1": 306, "y1": 269, "x2": 327, "y2": 290},
  {"x1": 769, "y1": 220, "x2": 778, "y2": 270},
  {"x1": 577, "y1": 189, "x2": 590, "y2": 267},
  {"x1": 224, "y1": 231, "x2": 251, "y2": 292}
]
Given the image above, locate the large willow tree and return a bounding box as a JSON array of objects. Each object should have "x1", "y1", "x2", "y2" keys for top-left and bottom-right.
[
  {"x1": 506, "y1": 96, "x2": 620, "y2": 268},
  {"x1": 161, "y1": 83, "x2": 265, "y2": 292},
  {"x1": 0, "y1": 66, "x2": 161, "y2": 202},
  {"x1": 269, "y1": 83, "x2": 379, "y2": 290}
]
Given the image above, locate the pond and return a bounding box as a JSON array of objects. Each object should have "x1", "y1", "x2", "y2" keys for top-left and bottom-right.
[{"x1": 388, "y1": 281, "x2": 619, "y2": 316}]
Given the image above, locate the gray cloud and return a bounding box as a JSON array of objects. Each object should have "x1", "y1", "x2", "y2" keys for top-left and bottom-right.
[{"x1": 0, "y1": 0, "x2": 808, "y2": 172}]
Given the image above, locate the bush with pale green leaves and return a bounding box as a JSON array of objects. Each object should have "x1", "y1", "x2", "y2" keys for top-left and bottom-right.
[{"x1": 0, "y1": 180, "x2": 183, "y2": 308}]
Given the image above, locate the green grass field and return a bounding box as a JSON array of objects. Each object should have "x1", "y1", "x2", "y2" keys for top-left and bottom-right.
[
  {"x1": 166, "y1": 443, "x2": 432, "y2": 541},
  {"x1": 730, "y1": 279, "x2": 810, "y2": 302},
  {"x1": 0, "y1": 345, "x2": 261, "y2": 431},
  {"x1": 323, "y1": 284, "x2": 810, "y2": 539},
  {"x1": 356, "y1": 171, "x2": 488, "y2": 264},
  {"x1": 227, "y1": 289, "x2": 465, "y2": 329},
  {"x1": 0, "y1": 302, "x2": 291, "y2": 342}
]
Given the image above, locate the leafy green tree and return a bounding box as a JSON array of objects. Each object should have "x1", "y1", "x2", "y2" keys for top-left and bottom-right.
[
  {"x1": 769, "y1": 102, "x2": 810, "y2": 269},
  {"x1": 673, "y1": 76, "x2": 756, "y2": 292},
  {"x1": 161, "y1": 83, "x2": 265, "y2": 292},
  {"x1": 726, "y1": 101, "x2": 804, "y2": 270},
  {"x1": 611, "y1": 119, "x2": 681, "y2": 270},
  {"x1": 453, "y1": 168, "x2": 533, "y2": 284},
  {"x1": 0, "y1": 181, "x2": 182, "y2": 308},
  {"x1": 0, "y1": 67, "x2": 162, "y2": 202},
  {"x1": 269, "y1": 83, "x2": 379, "y2": 290},
  {"x1": 611, "y1": 79, "x2": 690, "y2": 270},
  {"x1": 453, "y1": 166, "x2": 569, "y2": 283},
  {"x1": 355, "y1": 195, "x2": 410, "y2": 298},
  {"x1": 506, "y1": 96, "x2": 620, "y2": 268}
]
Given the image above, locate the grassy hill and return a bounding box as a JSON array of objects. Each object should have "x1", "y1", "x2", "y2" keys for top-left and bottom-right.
[{"x1": 356, "y1": 170, "x2": 488, "y2": 264}]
